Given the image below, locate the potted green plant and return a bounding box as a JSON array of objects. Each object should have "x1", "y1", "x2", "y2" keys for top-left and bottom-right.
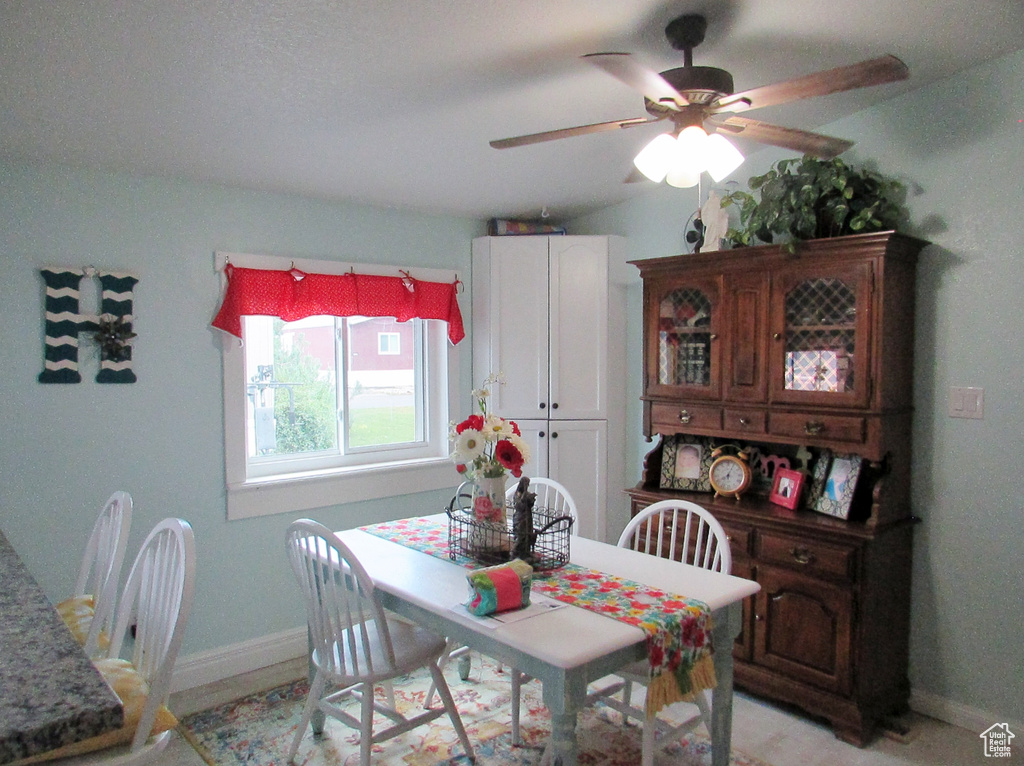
[{"x1": 720, "y1": 155, "x2": 908, "y2": 251}]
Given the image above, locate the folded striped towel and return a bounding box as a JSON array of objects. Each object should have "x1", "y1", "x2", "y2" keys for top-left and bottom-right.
[{"x1": 466, "y1": 559, "x2": 533, "y2": 616}]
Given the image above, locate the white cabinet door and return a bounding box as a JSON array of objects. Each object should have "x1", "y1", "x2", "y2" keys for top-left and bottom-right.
[
  {"x1": 513, "y1": 419, "x2": 549, "y2": 481},
  {"x1": 515, "y1": 418, "x2": 606, "y2": 541},
  {"x1": 549, "y1": 237, "x2": 608, "y2": 420},
  {"x1": 473, "y1": 236, "x2": 548, "y2": 419},
  {"x1": 548, "y1": 420, "x2": 607, "y2": 541}
]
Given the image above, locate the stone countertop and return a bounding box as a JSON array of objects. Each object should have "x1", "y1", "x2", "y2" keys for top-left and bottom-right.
[{"x1": 0, "y1": 530, "x2": 123, "y2": 764}]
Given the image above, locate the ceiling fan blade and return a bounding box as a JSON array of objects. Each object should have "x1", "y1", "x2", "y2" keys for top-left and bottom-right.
[
  {"x1": 712, "y1": 116, "x2": 854, "y2": 158},
  {"x1": 583, "y1": 52, "x2": 687, "y2": 109},
  {"x1": 490, "y1": 116, "x2": 660, "y2": 150},
  {"x1": 710, "y1": 55, "x2": 909, "y2": 113}
]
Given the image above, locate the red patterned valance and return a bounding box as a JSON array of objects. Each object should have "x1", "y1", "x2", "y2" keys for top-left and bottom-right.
[{"x1": 211, "y1": 265, "x2": 465, "y2": 345}]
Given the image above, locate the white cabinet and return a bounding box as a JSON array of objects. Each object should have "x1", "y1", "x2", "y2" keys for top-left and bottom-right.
[
  {"x1": 472, "y1": 235, "x2": 625, "y2": 542},
  {"x1": 472, "y1": 235, "x2": 609, "y2": 421}
]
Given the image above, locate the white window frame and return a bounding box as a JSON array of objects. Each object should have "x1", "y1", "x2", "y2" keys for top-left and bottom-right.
[
  {"x1": 217, "y1": 251, "x2": 460, "y2": 521},
  {"x1": 377, "y1": 331, "x2": 401, "y2": 355}
]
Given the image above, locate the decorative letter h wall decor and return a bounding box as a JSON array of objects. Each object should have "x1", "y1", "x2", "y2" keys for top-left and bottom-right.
[{"x1": 39, "y1": 266, "x2": 139, "y2": 384}]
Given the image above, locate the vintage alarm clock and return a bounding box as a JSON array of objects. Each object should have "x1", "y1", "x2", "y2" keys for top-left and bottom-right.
[{"x1": 709, "y1": 444, "x2": 752, "y2": 499}]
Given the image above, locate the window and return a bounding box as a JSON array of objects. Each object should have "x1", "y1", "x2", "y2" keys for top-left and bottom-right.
[
  {"x1": 377, "y1": 332, "x2": 401, "y2": 355},
  {"x1": 219, "y1": 252, "x2": 461, "y2": 520}
]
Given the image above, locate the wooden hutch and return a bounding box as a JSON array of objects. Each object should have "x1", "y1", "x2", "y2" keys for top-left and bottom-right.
[{"x1": 627, "y1": 231, "x2": 928, "y2": 745}]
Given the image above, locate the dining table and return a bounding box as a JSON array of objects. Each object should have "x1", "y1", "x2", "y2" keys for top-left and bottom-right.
[
  {"x1": 0, "y1": 530, "x2": 124, "y2": 765},
  {"x1": 333, "y1": 514, "x2": 760, "y2": 766}
]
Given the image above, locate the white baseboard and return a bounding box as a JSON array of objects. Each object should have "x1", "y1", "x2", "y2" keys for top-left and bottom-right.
[
  {"x1": 170, "y1": 627, "x2": 307, "y2": 693},
  {"x1": 910, "y1": 687, "x2": 1022, "y2": 734}
]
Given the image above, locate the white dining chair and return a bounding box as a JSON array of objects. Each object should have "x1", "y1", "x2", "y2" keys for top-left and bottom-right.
[
  {"x1": 285, "y1": 519, "x2": 474, "y2": 766},
  {"x1": 593, "y1": 499, "x2": 732, "y2": 766},
  {"x1": 57, "y1": 491, "x2": 133, "y2": 658},
  {"x1": 25, "y1": 517, "x2": 196, "y2": 766}
]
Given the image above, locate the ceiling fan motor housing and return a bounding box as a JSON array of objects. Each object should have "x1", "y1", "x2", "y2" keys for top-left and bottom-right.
[{"x1": 644, "y1": 66, "x2": 734, "y2": 116}]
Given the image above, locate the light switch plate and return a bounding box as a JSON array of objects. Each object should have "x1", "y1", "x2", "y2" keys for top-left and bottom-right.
[{"x1": 949, "y1": 386, "x2": 984, "y2": 419}]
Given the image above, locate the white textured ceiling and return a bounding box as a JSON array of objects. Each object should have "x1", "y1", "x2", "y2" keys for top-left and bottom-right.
[{"x1": 2, "y1": 1, "x2": 1022, "y2": 221}]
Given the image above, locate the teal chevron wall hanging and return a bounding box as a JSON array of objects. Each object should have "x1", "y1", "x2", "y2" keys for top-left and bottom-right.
[{"x1": 39, "y1": 266, "x2": 138, "y2": 384}]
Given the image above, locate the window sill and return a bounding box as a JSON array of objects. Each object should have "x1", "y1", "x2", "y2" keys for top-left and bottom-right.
[{"x1": 226, "y1": 457, "x2": 456, "y2": 520}]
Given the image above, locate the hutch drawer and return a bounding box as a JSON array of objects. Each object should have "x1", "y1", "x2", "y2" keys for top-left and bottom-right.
[{"x1": 757, "y1": 530, "x2": 857, "y2": 582}]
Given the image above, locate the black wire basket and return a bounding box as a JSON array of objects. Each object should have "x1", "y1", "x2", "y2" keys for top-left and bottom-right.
[{"x1": 445, "y1": 490, "x2": 573, "y2": 571}]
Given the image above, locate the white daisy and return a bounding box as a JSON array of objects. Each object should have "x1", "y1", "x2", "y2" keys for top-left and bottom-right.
[
  {"x1": 451, "y1": 428, "x2": 485, "y2": 463},
  {"x1": 483, "y1": 414, "x2": 513, "y2": 440}
]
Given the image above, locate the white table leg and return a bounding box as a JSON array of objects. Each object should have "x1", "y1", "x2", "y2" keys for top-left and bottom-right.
[
  {"x1": 548, "y1": 712, "x2": 578, "y2": 766},
  {"x1": 542, "y1": 671, "x2": 587, "y2": 766},
  {"x1": 710, "y1": 603, "x2": 741, "y2": 766}
]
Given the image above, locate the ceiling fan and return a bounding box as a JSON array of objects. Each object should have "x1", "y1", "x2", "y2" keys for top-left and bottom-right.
[{"x1": 490, "y1": 14, "x2": 909, "y2": 186}]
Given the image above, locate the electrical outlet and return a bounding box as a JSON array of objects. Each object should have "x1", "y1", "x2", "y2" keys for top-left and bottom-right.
[{"x1": 949, "y1": 386, "x2": 984, "y2": 419}]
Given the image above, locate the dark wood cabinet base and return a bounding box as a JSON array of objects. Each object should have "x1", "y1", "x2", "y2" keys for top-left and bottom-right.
[{"x1": 734, "y1": 660, "x2": 910, "y2": 746}]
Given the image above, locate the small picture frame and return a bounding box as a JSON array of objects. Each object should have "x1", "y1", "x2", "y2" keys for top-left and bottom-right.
[
  {"x1": 769, "y1": 467, "x2": 805, "y2": 510},
  {"x1": 812, "y1": 453, "x2": 863, "y2": 519},
  {"x1": 659, "y1": 434, "x2": 714, "y2": 492}
]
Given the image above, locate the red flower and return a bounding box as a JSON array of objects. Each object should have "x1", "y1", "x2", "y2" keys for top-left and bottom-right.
[
  {"x1": 455, "y1": 464, "x2": 467, "y2": 473},
  {"x1": 494, "y1": 439, "x2": 525, "y2": 477},
  {"x1": 456, "y1": 414, "x2": 484, "y2": 434},
  {"x1": 509, "y1": 420, "x2": 521, "y2": 436}
]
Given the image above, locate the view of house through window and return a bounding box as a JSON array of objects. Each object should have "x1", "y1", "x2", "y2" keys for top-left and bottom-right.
[{"x1": 242, "y1": 314, "x2": 426, "y2": 474}]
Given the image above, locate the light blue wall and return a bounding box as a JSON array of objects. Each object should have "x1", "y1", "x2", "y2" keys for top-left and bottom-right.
[
  {"x1": 570, "y1": 47, "x2": 1024, "y2": 725},
  {"x1": 0, "y1": 161, "x2": 483, "y2": 655}
]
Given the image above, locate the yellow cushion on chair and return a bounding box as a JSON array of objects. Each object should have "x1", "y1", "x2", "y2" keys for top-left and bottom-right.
[
  {"x1": 12, "y1": 659, "x2": 178, "y2": 764},
  {"x1": 55, "y1": 595, "x2": 110, "y2": 652}
]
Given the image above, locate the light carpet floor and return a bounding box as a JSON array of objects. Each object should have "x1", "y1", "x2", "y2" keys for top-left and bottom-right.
[{"x1": 179, "y1": 654, "x2": 773, "y2": 766}]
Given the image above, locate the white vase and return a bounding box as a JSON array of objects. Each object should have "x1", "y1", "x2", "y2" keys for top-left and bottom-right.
[
  {"x1": 470, "y1": 476, "x2": 507, "y2": 523},
  {"x1": 458, "y1": 476, "x2": 509, "y2": 559}
]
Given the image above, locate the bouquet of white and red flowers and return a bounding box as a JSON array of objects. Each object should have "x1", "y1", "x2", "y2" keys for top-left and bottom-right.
[{"x1": 449, "y1": 373, "x2": 530, "y2": 480}]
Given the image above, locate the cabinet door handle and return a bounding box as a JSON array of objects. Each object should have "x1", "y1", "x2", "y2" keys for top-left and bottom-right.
[
  {"x1": 790, "y1": 547, "x2": 816, "y2": 565},
  {"x1": 551, "y1": 432, "x2": 558, "y2": 439},
  {"x1": 755, "y1": 614, "x2": 764, "y2": 622},
  {"x1": 739, "y1": 417, "x2": 750, "y2": 426},
  {"x1": 773, "y1": 332, "x2": 782, "y2": 340},
  {"x1": 678, "y1": 409, "x2": 692, "y2": 424},
  {"x1": 539, "y1": 402, "x2": 546, "y2": 409},
  {"x1": 551, "y1": 402, "x2": 558, "y2": 410},
  {"x1": 804, "y1": 420, "x2": 825, "y2": 436},
  {"x1": 538, "y1": 431, "x2": 545, "y2": 438}
]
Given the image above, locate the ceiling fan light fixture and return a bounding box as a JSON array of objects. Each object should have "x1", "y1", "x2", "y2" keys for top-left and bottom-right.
[
  {"x1": 705, "y1": 133, "x2": 744, "y2": 182},
  {"x1": 634, "y1": 124, "x2": 744, "y2": 188},
  {"x1": 665, "y1": 164, "x2": 701, "y2": 188},
  {"x1": 633, "y1": 132, "x2": 677, "y2": 183}
]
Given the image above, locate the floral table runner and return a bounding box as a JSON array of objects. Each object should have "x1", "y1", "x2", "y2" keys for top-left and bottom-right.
[{"x1": 360, "y1": 516, "x2": 716, "y2": 716}]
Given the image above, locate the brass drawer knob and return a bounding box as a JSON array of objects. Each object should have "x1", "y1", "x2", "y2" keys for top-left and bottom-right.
[
  {"x1": 773, "y1": 332, "x2": 782, "y2": 340},
  {"x1": 739, "y1": 417, "x2": 750, "y2": 426},
  {"x1": 678, "y1": 409, "x2": 692, "y2": 424},
  {"x1": 804, "y1": 420, "x2": 825, "y2": 435},
  {"x1": 790, "y1": 547, "x2": 816, "y2": 565}
]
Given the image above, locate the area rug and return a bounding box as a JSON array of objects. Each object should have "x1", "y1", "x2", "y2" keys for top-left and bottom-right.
[{"x1": 179, "y1": 655, "x2": 773, "y2": 766}]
